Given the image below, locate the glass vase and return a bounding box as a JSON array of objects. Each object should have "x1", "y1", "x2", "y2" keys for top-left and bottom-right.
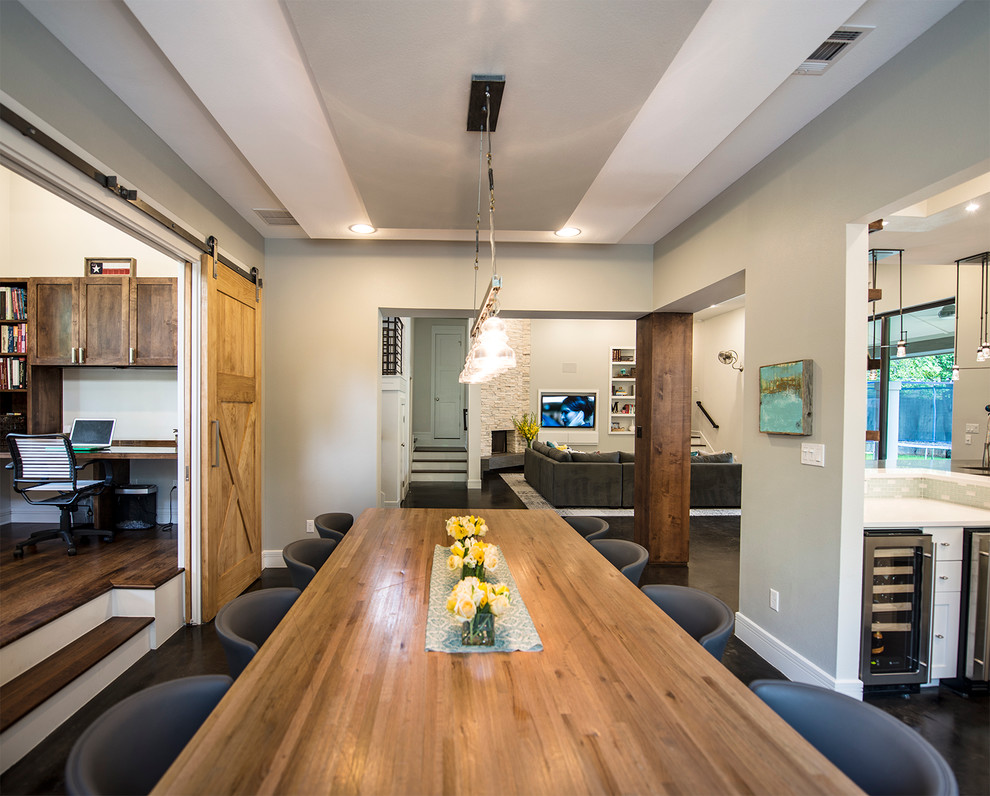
[
  {"x1": 462, "y1": 612, "x2": 495, "y2": 646},
  {"x1": 461, "y1": 563, "x2": 486, "y2": 582}
]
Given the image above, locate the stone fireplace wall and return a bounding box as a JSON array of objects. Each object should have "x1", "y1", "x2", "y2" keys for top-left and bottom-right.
[{"x1": 480, "y1": 319, "x2": 531, "y2": 456}]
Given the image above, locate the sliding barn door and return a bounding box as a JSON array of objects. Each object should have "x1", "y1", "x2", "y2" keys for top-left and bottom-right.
[{"x1": 201, "y1": 254, "x2": 262, "y2": 621}]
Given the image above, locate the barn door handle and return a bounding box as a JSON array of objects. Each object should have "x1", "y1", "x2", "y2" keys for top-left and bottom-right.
[
  {"x1": 463, "y1": 409, "x2": 467, "y2": 431},
  {"x1": 211, "y1": 420, "x2": 220, "y2": 468}
]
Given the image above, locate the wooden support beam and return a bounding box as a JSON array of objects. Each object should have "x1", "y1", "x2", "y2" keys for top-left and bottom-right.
[{"x1": 634, "y1": 313, "x2": 693, "y2": 564}]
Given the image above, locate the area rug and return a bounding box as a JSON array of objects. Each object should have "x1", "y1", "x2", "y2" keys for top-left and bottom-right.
[{"x1": 499, "y1": 473, "x2": 741, "y2": 517}]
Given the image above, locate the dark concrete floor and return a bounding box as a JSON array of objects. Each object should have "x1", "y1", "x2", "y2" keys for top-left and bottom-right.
[{"x1": 3, "y1": 471, "x2": 986, "y2": 794}]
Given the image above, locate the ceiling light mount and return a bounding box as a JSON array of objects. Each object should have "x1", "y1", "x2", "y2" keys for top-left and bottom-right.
[{"x1": 466, "y1": 75, "x2": 505, "y2": 132}]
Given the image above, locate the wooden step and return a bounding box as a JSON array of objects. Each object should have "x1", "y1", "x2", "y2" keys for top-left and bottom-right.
[{"x1": 0, "y1": 616, "x2": 153, "y2": 732}]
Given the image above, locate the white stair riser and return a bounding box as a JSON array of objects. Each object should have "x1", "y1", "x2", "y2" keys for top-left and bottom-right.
[
  {"x1": 410, "y1": 472, "x2": 468, "y2": 483},
  {"x1": 0, "y1": 628, "x2": 152, "y2": 774},
  {"x1": 412, "y1": 461, "x2": 466, "y2": 472},
  {"x1": 413, "y1": 452, "x2": 467, "y2": 462}
]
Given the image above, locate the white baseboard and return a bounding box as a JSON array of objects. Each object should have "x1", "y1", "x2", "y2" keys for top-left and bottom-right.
[
  {"x1": 467, "y1": 479, "x2": 482, "y2": 489},
  {"x1": 734, "y1": 613, "x2": 864, "y2": 700},
  {"x1": 262, "y1": 549, "x2": 287, "y2": 568}
]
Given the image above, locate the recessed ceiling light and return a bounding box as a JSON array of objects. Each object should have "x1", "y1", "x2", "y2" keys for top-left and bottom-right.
[
  {"x1": 965, "y1": 202, "x2": 980, "y2": 212},
  {"x1": 554, "y1": 227, "x2": 581, "y2": 238},
  {"x1": 349, "y1": 223, "x2": 376, "y2": 234}
]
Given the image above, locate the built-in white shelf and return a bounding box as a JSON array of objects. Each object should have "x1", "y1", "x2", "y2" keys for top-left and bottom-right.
[{"x1": 608, "y1": 346, "x2": 636, "y2": 434}]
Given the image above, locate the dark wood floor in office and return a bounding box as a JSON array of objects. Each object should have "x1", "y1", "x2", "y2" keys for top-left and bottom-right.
[
  {"x1": 0, "y1": 525, "x2": 179, "y2": 647},
  {"x1": 2, "y1": 472, "x2": 987, "y2": 795}
]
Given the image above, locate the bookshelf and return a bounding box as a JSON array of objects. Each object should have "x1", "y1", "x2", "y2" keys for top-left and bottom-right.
[
  {"x1": 0, "y1": 280, "x2": 29, "y2": 443},
  {"x1": 608, "y1": 345, "x2": 636, "y2": 434}
]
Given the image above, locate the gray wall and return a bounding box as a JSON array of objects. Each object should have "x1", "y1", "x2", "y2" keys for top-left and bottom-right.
[
  {"x1": 262, "y1": 239, "x2": 652, "y2": 552},
  {"x1": 0, "y1": 1, "x2": 264, "y2": 269},
  {"x1": 651, "y1": 1, "x2": 989, "y2": 687}
]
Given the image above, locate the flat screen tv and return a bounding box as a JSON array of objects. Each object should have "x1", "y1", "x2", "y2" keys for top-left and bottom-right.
[{"x1": 539, "y1": 391, "x2": 597, "y2": 429}]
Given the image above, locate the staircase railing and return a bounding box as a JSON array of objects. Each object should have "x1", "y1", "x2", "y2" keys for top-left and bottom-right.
[{"x1": 696, "y1": 401, "x2": 718, "y2": 429}]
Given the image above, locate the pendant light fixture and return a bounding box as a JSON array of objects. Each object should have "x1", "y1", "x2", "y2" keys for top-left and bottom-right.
[
  {"x1": 952, "y1": 259, "x2": 960, "y2": 381},
  {"x1": 895, "y1": 249, "x2": 907, "y2": 357},
  {"x1": 459, "y1": 76, "x2": 515, "y2": 384}
]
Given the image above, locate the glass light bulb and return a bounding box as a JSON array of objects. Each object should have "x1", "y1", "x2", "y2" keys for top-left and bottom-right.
[
  {"x1": 896, "y1": 340, "x2": 906, "y2": 357},
  {"x1": 951, "y1": 366, "x2": 960, "y2": 382}
]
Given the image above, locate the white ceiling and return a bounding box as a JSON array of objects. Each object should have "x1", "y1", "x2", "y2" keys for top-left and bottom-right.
[{"x1": 18, "y1": 0, "x2": 983, "y2": 259}]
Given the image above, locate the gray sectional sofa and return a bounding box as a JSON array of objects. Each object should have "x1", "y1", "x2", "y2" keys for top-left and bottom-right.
[{"x1": 523, "y1": 441, "x2": 741, "y2": 508}]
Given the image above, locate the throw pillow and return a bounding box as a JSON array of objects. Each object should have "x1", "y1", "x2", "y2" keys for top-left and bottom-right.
[
  {"x1": 545, "y1": 446, "x2": 572, "y2": 462},
  {"x1": 618, "y1": 451, "x2": 635, "y2": 463},
  {"x1": 692, "y1": 452, "x2": 734, "y2": 464},
  {"x1": 570, "y1": 451, "x2": 620, "y2": 463},
  {"x1": 532, "y1": 440, "x2": 551, "y2": 456}
]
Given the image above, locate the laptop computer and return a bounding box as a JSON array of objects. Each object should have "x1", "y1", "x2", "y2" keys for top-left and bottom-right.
[{"x1": 69, "y1": 418, "x2": 116, "y2": 451}]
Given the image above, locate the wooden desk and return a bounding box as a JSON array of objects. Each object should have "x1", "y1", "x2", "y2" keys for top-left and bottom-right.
[
  {"x1": 154, "y1": 509, "x2": 859, "y2": 795},
  {"x1": 2, "y1": 443, "x2": 178, "y2": 529}
]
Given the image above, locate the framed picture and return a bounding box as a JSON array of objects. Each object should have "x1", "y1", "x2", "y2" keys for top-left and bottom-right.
[
  {"x1": 759, "y1": 359, "x2": 813, "y2": 435},
  {"x1": 85, "y1": 257, "x2": 136, "y2": 277}
]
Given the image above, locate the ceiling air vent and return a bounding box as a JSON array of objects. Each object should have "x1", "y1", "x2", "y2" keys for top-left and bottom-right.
[
  {"x1": 794, "y1": 26, "x2": 873, "y2": 76},
  {"x1": 254, "y1": 208, "x2": 299, "y2": 226}
]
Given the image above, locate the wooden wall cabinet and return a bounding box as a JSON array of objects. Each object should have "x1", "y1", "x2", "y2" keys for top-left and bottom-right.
[{"x1": 29, "y1": 276, "x2": 176, "y2": 367}]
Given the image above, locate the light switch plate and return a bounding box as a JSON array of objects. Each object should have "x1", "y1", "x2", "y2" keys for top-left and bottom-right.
[
  {"x1": 966, "y1": 423, "x2": 979, "y2": 433},
  {"x1": 800, "y1": 443, "x2": 825, "y2": 467}
]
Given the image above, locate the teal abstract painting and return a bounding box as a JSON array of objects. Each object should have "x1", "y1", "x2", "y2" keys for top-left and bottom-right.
[{"x1": 759, "y1": 360, "x2": 813, "y2": 435}]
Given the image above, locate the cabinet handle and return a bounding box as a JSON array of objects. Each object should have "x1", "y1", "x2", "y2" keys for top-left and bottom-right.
[
  {"x1": 79, "y1": 347, "x2": 84, "y2": 363},
  {"x1": 71, "y1": 347, "x2": 77, "y2": 364},
  {"x1": 935, "y1": 634, "x2": 944, "y2": 639},
  {"x1": 939, "y1": 542, "x2": 950, "y2": 546},
  {"x1": 939, "y1": 575, "x2": 949, "y2": 580},
  {"x1": 212, "y1": 420, "x2": 220, "y2": 468},
  {"x1": 129, "y1": 347, "x2": 135, "y2": 364}
]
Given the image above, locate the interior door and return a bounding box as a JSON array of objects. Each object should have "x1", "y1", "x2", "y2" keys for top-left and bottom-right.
[
  {"x1": 201, "y1": 253, "x2": 262, "y2": 622},
  {"x1": 432, "y1": 326, "x2": 464, "y2": 441}
]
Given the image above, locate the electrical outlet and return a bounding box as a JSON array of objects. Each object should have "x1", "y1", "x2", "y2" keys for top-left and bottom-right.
[
  {"x1": 306, "y1": 519, "x2": 315, "y2": 534},
  {"x1": 966, "y1": 434, "x2": 973, "y2": 445},
  {"x1": 769, "y1": 588, "x2": 780, "y2": 612}
]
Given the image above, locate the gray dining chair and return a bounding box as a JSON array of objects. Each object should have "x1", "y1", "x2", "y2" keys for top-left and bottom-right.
[
  {"x1": 749, "y1": 679, "x2": 958, "y2": 796},
  {"x1": 590, "y1": 539, "x2": 648, "y2": 585},
  {"x1": 214, "y1": 587, "x2": 300, "y2": 678},
  {"x1": 64, "y1": 674, "x2": 232, "y2": 796},
  {"x1": 562, "y1": 516, "x2": 609, "y2": 542},
  {"x1": 314, "y1": 512, "x2": 354, "y2": 542},
  {"x1": 283, "y1": 537, "x2": 338, "y2": 591},
  {"x1": 640, "y1": 584, "x2": 734, "y2": 660}
]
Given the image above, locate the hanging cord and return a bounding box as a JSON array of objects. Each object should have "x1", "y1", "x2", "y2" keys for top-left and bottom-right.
[
  {"x1": 486, "y1": 87, "x2": 497, "y2": 280},
  {"x1": 870, "y1": 251, "x2": 879, "y2": 361},
  {"x1": 898, "y1": 251, "x2": 904, "y2": 347},
  {"x1": 954, "y1": 261, "x2": 960, "y2": 368},
  {"x1": 472, "y1": 123, "x2": 484, "y2": 330}
]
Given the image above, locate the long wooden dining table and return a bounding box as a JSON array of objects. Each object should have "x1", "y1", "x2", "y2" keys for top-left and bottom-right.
[{"x1": 153, "y1": 508, "x2": 860, "y2": 795}]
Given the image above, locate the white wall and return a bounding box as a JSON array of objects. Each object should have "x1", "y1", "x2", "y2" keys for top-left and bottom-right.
[
  {"x1": 263, "y1": 239, "x2": 652, "y2": 552},
  {"x1": 692, "y1": 307, "x2": 745, "y2": 458},
  {"x1": 1, "y1": 168, "x2": 180, "y2": 522},
  {"x1": 529, "y1": 318, "x2": 637, "y2": 452},
  {"x1": 650, "y1": 1, "x2": 989, "y2": 690}
]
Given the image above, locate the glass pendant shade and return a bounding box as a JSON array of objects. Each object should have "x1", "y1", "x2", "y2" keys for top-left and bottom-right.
[
  {"x1": 951, "y1": 366, "x2": 960, "y2": 381},
  {"x1": 896, "y1": 339, "x2": 907, "y2": 357}
]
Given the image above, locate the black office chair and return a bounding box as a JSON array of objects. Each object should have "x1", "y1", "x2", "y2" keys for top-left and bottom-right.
[
  {"x1": 214, "y1": 587, "x2": 300, "y2": 678},
  {"x1": 282, "y1": 538, "x2": 338, "y2": 591},
  {"x1": 640, "y1": 584, "x2": 735, "y2": 660},
  {"x1": 562, "y1": 516, "x2": 609, "y2": 542},
  {"x1": 749, "y1": 679, "x2": 958, "y2": 796},
  {"x1": 64, "y1": 674, "x2": 232, "y2": 796},
  {"x1": 590, "y1": 539, "x2": 649, "y2": 585},
  {"x1": 314, "y1": 512, "x2": 353, "y2": 542},
  {"x1": 6, "y1": 434, "x2": 114, "y2": 558}
]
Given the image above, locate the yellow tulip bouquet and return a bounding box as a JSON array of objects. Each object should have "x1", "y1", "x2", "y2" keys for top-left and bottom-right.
[
  {"x1": 447, "y1": 576, "x2": 511, "y2": 646},
  {"x1": 447, "y1": 537, "x2": 499, "y2": 581},
  {"x1": 445, "y1": 514, "x2": 488, "y2": 542},
  {"x1": 512, "y1": 412, "x2": 541, "y2": 448}
]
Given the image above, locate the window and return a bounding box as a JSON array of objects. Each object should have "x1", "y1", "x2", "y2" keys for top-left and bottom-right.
[{"x1": 867, "y1": 300, "x2": 955, "y2": 462}]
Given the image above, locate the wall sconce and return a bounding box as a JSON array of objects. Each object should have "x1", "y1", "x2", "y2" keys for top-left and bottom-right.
[{"x1": 717, "y1": 350, "x2": 743, "y2": 372}]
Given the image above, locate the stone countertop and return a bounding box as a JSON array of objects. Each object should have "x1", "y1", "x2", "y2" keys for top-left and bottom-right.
[{"x1": 864, "y1": 496, "x2": 990, "y2": 529}]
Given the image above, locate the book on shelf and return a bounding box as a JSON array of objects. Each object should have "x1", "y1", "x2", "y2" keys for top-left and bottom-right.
[
  {"x1": 1, "y1": 356, "x2": 26, "y2": 390},
  {"x1": 0, "y1": 286, "x2": 28, "y2": 321},
  {"x1": 1, "y1": 323, "x2": 27, "y2": 353}
]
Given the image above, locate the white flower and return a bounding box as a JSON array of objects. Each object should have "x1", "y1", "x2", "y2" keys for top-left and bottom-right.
[{"x1": 483, "y1": 548, "x2": 499, "y2": 571}]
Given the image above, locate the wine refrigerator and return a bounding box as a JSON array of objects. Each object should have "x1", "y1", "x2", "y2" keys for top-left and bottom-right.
[{"x1": 861, "y1": 531, "x2": 934, "y2": 691}]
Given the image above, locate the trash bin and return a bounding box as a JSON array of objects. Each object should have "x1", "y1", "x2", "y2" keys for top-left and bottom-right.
[{"x1": 115, "y1": 484, "x2": 158, "y2": 529}]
